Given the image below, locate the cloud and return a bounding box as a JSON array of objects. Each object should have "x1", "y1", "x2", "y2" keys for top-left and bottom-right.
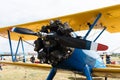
[
  {"x1": 0, "y1": 0, "x2": 118, "y2": 27},
  {"x1": 0, "y1": 0, "x2": 119, "y2": 53}
]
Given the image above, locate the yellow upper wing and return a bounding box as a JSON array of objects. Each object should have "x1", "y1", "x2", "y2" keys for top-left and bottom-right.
[{"x1": 0, "y1": 4, "x2": 119, "y2": 40}]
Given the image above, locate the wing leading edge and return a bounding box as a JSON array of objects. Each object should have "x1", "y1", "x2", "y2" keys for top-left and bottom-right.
[
  {"x1": 0, "y1": 61, "x2": 51, "y2": 70},
  {"x1": 92, "y1": 67, "x2": 120, "y2": 78},
  {"x1": 0, "y1": 4, "x2": 119, "y2": 40}
]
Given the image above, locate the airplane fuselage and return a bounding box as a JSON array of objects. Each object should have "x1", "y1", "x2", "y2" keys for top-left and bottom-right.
[{"x1": 47, "y1": 48, "x2": 106, "y2": 80}]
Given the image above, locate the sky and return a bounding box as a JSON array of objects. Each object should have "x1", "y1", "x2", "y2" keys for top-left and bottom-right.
[{"x1": 0, "y1": 0, "x2": 120, "y2": 53}]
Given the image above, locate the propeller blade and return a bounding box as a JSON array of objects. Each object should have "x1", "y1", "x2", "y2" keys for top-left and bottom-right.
[
  {"x1": 10, "y1": 27, "x2": 37, "y2": 36},
  {"x1": 56, "y1": 36, "x2": 108, "y2": 51},
  {"x1": 97, "y1": 43, "x2": 108, "y2": 51},
  {"x1": 10, "y1": 27, "x2": 108, "y2": 51}
]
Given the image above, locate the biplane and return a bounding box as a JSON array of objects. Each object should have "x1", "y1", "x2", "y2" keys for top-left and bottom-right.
[{"x1": 0, "y1": 4, "x2": 120, "y2": 80}]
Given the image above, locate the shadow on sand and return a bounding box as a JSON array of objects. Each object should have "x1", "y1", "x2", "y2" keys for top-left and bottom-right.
[{"x1": 68, "y1": 77, "x2": 103, "y2": 80}]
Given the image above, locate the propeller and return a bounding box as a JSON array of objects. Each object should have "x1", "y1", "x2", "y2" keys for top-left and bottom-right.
[
  {"x1": 54, "y1": 36, "x2": 108, "y2": 51},
  {"x1": 10, "y1": 27, "x2": 37, "y2": 35},
  {"x1": 11, "y1": 27, "x2": 108, "y2": 51}
]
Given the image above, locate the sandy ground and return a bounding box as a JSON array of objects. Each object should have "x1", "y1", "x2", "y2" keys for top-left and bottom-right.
[
  {"x1": 0, "y1": 65, "x2": 81, "y2": 80},
  {"x1": 0, "y1": 56, "x2": 120, "y2": 80},
  {"x1": 0, "y1": 65, "x2": 101, "y2": 80},
  {"x1": 0, "y1": 65, "x2": 120, "y2": 80}
]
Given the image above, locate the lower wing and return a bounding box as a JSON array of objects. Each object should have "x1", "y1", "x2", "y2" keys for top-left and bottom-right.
[
  {"x1": 1, "y1": 61, "x2": 120, "y2": 78},
  {"x1": 0, "y1": 61, "x2": 51, "y2": 70},
  {"x1": 92, "y1": 66, "x2": 120, "y2": 78}
]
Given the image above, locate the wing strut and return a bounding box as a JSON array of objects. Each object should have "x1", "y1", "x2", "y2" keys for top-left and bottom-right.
[
  {"x1": 83, "y1": 13, "x2": 102, "y2": 40},
  {"x1": 14, "y1": 37, "x2": 21, "y2": 60},
  {"x1": 94, "y1": 27, "x2": 106, "y2": 42},
  {"x1": 7, "y1": 30, "x2": 26, "y2": 62},
  {"x1": 15, "y1": 37, "x2": 26, "y2": 62},
  {"x1": 22, "y1": 39, "x2": 34, "y2": 47},
  {"x1": 7, "y1": 30, "x2": 15, "y2": 62}
]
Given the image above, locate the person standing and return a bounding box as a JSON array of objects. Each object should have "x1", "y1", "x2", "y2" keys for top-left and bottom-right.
[
  {"x1": 30, "y1": 55, "x2": 35, "y2": 63},
  {"x1": 0, "y1": 63, "x2": 2, "y2": 70}
]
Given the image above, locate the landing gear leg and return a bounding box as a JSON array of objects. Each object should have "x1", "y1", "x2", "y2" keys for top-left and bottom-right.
[
  {"x1": 46, "y1": 67, "x2": 57, "y2": 80},
  {"x1": 83, "y1": 64, "x2": 92, "y2": 80},
  {"x1": 105, "y1": 77, "x2": 107, "y2": 80}
]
